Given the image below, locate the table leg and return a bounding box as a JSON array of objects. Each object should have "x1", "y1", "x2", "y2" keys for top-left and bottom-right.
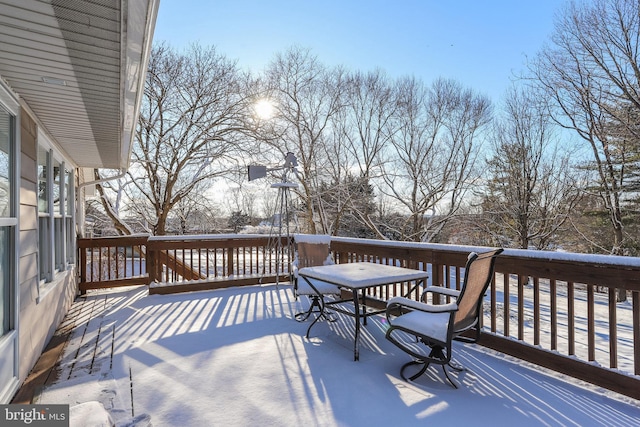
[
  {"x1": 362, "y1": 292, "x2": 368, "y2": 326},
  {"x1": 352, "y1": 289, "x2": 360, "y2": 361}
]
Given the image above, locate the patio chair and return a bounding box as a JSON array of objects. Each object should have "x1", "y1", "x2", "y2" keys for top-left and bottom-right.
[
  {"x1": 385, "y1": 248, "x2": 503, "y2": 388},
  {"x1": 291, "y1": 234, "x2": 341, "y2": 334}
]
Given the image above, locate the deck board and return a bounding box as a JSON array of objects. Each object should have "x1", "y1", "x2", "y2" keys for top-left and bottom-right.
[{"x1": 11, "y1": 290, "x2": 117, "y2": 403}]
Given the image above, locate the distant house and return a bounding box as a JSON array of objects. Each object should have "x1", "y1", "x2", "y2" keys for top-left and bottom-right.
[{"x1": 0, "y1": 0, "x2": 158, "y2": 403}]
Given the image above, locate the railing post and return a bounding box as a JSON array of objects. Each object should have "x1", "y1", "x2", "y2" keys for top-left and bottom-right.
[
  {"x1": 147, "y1": 238, "x2": 156, "y2": 284},
  {"x1": 227, "y1": 247, "x2": 234, "y2": 277},
  {"x1": 78, "y1": 240, "x2": 87, "y2": 295},
  {"x1": 432, "y1": 262, "x2": 443, "y2": 304}
]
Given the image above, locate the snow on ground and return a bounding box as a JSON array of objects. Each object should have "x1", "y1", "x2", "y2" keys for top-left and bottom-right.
[{"x1": 38, "y1": 284, "x2": 640, "y2": 427}]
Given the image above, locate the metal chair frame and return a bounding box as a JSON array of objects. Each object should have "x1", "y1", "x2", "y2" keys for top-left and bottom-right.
[
  {"x1": 291, "y1": 235, "x2": 340, "y2": 337},
  {"x1": 385, "y1": 248, "x2": 503, "y2": 388}
]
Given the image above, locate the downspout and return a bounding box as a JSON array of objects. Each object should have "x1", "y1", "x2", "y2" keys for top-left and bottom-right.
[{"x1": 78, "y1": 168, "x2": 127, "y2": 188}]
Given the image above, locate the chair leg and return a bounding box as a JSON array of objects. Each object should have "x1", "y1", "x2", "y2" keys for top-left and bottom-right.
[
  {"x1": 399, "y1": 360, "x2": 459, "y2": 389},
  {"x1": 400, "y1": 360, "x2": 430, "y2": 382},
  {"x1": 305, "y1": 310, "x2": 323, "y2": 339},
  {"x1": 448, "y1": 359, "x2": 465, "y2": 372},
  {"x1": 295, "y1": 296, "x2": 321, "y2": 322},
  {"x1": 296, "y1": 296, "x2": 337, "y2": 321},
  {"x1": 297, "y1": 295, "x2": 337, "y2": 339},
  {"x1": 442, "y1": 365, "x2": 459, "y2": 389},
  {"x1": 429, "y1": 346, "x2": 459, "y2": 388},
  {"x1": 396, "y1": 345, "x2": 459, "y2": 388},
  {"x1": 305, "y1": 306, "x2": 337, "y2": 338}
]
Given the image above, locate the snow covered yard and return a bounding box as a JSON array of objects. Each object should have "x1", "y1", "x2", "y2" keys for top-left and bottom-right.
[{"x1": 33, "y1": 284, "x2": 640, "y2": 426}]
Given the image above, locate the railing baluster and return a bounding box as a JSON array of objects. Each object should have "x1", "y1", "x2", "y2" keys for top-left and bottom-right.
[
  {"x1": 490, "y1": 272, "x2": 497, "y2": 333},
  {"x1": 107, "y1": 246, "x2": 111, "y2": 280},
  {"x1": 98, "y1": 247, "x2": 102, "y2": 282},
  {"x1": 633, "y1": 291, "x2": 640, "y2": 376},
  {"x1": 518, "y1": 275, "x2": 525, "y2": 341},
  {"x1": 588, "y1": 284, "x2": 595, "y2": 361},
  {"x1": 534, "y1": 277, "x2": 540, "y2": 346},
  {"x1": 550, "y1": 279, "x2": 557, "y2": 351},
  {"x1": 181, "y1": 248, "x2": 185, "y2": 281},
  {"x1": 205, "y1": 248, "x2": 210, "y2": 278},
  {"x1": 568, "y1": 281, "x2": 575, "y2": 356},
  {"x1": 115, "y1": 246, "x2": 121, "y2": 279},
  {"x1": 609, "y1": 287, "x2": 617, "y2": 369},
  {"x1": 215, "y1": 248, "x2": 220, "y2": 278},
  {"x1": 89, "y1": 247, "x2": 93, "y2": 282},
  {"x1": 243, "y1": 246, "x2": 247, "y2": 275},
  {"x1": 504, "y1": 273, "x2": 510, "y2": 338}
]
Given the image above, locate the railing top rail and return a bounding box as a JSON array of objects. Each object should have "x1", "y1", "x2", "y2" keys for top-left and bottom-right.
[
  {"x1": 77, "y1": 234, "x2": 150, "y2": 247},
  {"x1": 78, "y1": 233, "x2": 150, "y2": 241},
  {"x1": 147, "y1": 234, "x2": 274, "y2": 242},
  {"x1": 78, "y1": 233, "x2": 640, "y2": 268},
  {"x1": 328, "y1": 236, "x2": 640, "y2": 268}
]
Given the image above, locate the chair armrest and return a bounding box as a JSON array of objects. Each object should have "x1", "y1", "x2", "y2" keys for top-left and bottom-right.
[
  {"x1": 422, "y1": 286, "x2": 460, "y2": 300},
  {"x1": 387, "y1": 296, "x2": 458, "y2": 314}
]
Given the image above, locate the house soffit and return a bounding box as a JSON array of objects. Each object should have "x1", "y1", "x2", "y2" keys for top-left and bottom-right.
[{"x1": 0, "y1": 0, "x2": 158, "y2": 169}]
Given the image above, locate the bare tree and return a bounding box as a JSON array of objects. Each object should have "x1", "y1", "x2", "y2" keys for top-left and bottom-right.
[
  {"x1": 479, "y1": 87, "x2": 583, "y2": 250},
  {"x1": 529, "y1": 0, "x2": 640, "y2": 256},
  {"x1": 263, "y1": 46, "x2": 347, "y2": 234},
  {"x1": 327, "y1": 69, "x2": 398, "y2": 238},
  {"x1": 172, "y1": 191, "x2": 221, "y2": 234},
  {"x1": 97, "y1": 43, "x2": 255, "y2": 235},
  {"x1": 93, "y1": 171, "x2": 137, "y2": 235},
  {"x1": 381, "y1": 77, "x2": 492, "y2": 242},
  {"x1": 225, "y1": 184, "x2": 260, "y2": 224}
]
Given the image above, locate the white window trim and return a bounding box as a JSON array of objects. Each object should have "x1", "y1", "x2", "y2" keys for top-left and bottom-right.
[
  {"x1": 36, "y1": 132, "x2": 77, "y2": 303},
  {"x1": 0, "y1": 78, "x2": 20, "y2": 401}
]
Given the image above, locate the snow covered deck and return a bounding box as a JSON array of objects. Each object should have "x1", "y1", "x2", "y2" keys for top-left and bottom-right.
[{"x1": 14, "y1": 284, "x2": 640, "y2": 426}]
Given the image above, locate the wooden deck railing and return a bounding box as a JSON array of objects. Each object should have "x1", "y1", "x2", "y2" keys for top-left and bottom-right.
[
  {"x1": 146, "y1": 235, "x2": 292, "y2": 293},
  {"x1": 78, "y1": 234, "x2": 149, "y2": 292},
  {"x1": 77, "y1": 234, "x2": 640, "y2": 400},
  {"x1": 78, "y1": 234, "x2": 292, "y2": 294},
  {"x1": 331, "y1": 237, "x2": 640, "y2": 400}
]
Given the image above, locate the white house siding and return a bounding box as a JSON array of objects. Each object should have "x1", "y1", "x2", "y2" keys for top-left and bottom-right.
[{"x1": 17, "y1": 108, "x2": 77, "y2": 382}]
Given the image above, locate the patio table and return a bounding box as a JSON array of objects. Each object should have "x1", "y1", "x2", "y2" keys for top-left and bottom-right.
[{"x1": 298, "y1": 262, "x2": 429, "y2": 361}]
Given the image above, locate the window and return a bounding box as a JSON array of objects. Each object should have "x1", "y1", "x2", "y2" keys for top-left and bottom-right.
[
  {"x1": 38, "y1": 145, "x2": 52, "y2": 282},
  {"x1": 53, "y1": 158, "x2": 64, "y2": 271},
  {"x1": 65, "y1": 168, "x2": 75, "y2": 264},
  {"x1": 0, "y1": 103, "x2": 15, "y2": 336},
  {"x1": 38, "y1": 142, "x2": 75, "y2": 284},
  {"x1": 0, "y1": 228, "x2": 9, "y2": 335}
]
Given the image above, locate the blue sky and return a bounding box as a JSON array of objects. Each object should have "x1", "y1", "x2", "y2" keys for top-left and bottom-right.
[{"x1": 154, "y1": 1, "x2": 564, "y2": 103}]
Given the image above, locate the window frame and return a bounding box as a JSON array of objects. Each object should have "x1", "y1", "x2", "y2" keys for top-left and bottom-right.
[
  {"x1": 37, "y1": 146, "x2": 52, "y2": 282},
  {"x1": 0, "y1": 81, "x2": 19, "y2": 346},
  {"x1": 37, "y1": 134, "x2": 76, "y2": 290}
]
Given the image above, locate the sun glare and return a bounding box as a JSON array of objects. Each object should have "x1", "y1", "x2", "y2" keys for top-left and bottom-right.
[{"x1": 254, "y1": 98, "x2": 275, "y2": 120}]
